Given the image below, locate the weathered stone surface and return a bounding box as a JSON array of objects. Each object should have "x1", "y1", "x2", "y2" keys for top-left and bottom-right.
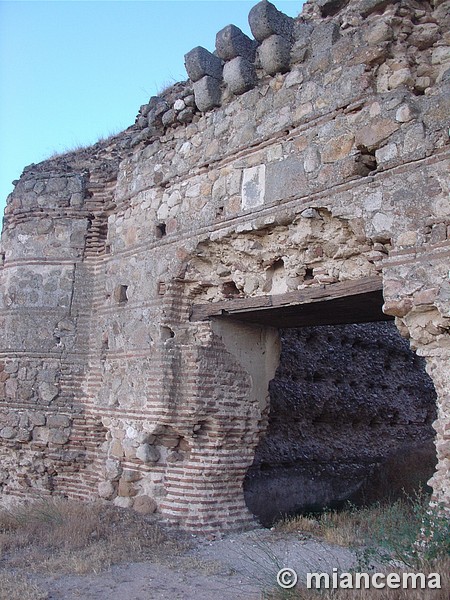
[
  {"x1": 358, "y1": 0, "x2": 398, "y2": 18},
  {"x1": 216, "y1": 24, "x2": 256, "y2": 62},
  {"x1": 133, "y1": 495, "x2": 157, "y2": 515},
  {"x1": 161, "y1": 109, "x2": 177, "y2": 128},
  {"x1": 0, "y1": 427, "x2": 16, "y2": 440},
  {"x1": 184, "y1": 46, "x2": 223, "y2": 83},
  {"x1": 258, "y1": 34, "x2": 291, "y2": 75},
  {"x1": 47, "y1": 414, "x2": 71, "y2": 428},
  {"x1": 363, "y1": 20, "x2": 394, "y2": 44},
  {"x1": 303, "y1": 146, "x2": 321, "y2": 172},
  {"x1": 105, "y1": 458, "x2": 122, "y2": 481},
  {"x1": 173, "y1": 99, "x2": 185, "y2": 112},
  {"x1": 98, "y1": 480, "x2": 115, "y2": 499},
  {"x1": 29, "y1": 411, "x2": 46, "y2": 426},
  {"x1": 355, "y1": 118, "x2": 399, "y2": 151},
  {"x1": 1, "y1": 0, "x2": 449, "y2": 534},
  {"x1": 223, "y1": 56, "x2": 257, "y2": 95},
  {"x1": 310, "y1": 21, "x2": 340, "y2": 54},
  {"x1": 37, "y1": 382, "x2": 59, "y2": 403},
  {"x1": 136, "y1": 443, "x2": 160, "y2": 463},
  {"x1": 113, "y1": 496, "x2": 133, "y2": 509},
  {"x1": 431, "y1": 46, "x2": 450, "y2": 65},
  {"x1": 177, "y1": 107, "x2": 195, "y2": 124},
  {"x1": 388, "y1": 68, "x2": 414, "y2": 90},
  {"x1": 192, "y1": 75, "x2": 222, "y2": 112},
  {"x1": 118, "y1": 478, "x2": 138, "y2": 497},
  {"x1": 122, "y1": 469, "x2": 141, "y2": 483},
  {"x1": 48, "y1": 429, "x2": 69, "y2": 445},
  {"x1": 149, "y1": 99, "x2": 170, "y2": 122},
  {"x1": 321, "y1": 133, "x2": 354, "y2": 163},
  {"x1": 248, "y1": 0, "x2": 294, "y2": 42},
  {"x1": 265, "y1": 156, "x2": 305, "y2": 202},
  {"x1": 408, "y1": 23, "x2": 440, "y2": 50},
  {"x1": 395, "y1": 103, "x2": 415, "y2": 123},
  {"x1": 241, "y1": 165, "x2": 266, "y2": 209},
  {"x1": 375, "y1": 142, "x2": 398, "y2": 164}
]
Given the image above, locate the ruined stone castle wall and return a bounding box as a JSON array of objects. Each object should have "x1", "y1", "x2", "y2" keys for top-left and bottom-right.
[{"x1": 1, "y1": 0, "x2": 449, "y2": 531}]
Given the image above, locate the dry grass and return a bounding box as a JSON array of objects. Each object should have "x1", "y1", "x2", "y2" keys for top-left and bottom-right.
[
  {"x1": 0, "y1": 497, "x2": 188, "y2": 576},
  {"x1": 275, "y1": 492, "x2": 450, "y2": 562},
  {"x1": 269, "y1": 494, "x2": 449, "y2": 599},
  {"x1": 0, "y1": 572, "x2": 48, "y2": 600},
  {"x1": 276, "y1": 503, "x2": 400, "y2": 547},
  {"x1": 0, "y1": 496, "x2": 447, "y2": 599},
  {"x1": 46, "y1": 129, "x2": 121, "y2": 160}
]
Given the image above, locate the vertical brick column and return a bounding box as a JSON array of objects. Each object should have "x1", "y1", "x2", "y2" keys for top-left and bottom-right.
[{"x1": 160, "y1": 319, "x2": 280, "y2": 532}]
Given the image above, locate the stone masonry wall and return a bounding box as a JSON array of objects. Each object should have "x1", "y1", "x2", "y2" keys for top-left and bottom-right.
[{"x1": 1, "y1": 0, "x2": 449, "y2": 531}]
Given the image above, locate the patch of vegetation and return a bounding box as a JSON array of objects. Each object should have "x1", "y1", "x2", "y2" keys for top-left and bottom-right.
[
  {"x1": 278, "y1": 491, "x2": 449, "y2": 567},
  {"x1": 46, "y1": 129, "x2": 121, "y2": 160},
  {"x1": 269, "y1": 491, "x2": 449, "y2": 599},
  {"x1": 0, "y1": 497, "x2": 188, "y2": 576},
  {"x1": 0, "y1": 572, "x2": 48, "y2": 600}
]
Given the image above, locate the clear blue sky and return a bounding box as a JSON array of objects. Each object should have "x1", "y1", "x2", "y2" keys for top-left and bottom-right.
[{"x1": 0, "y1": 0, "x2": 303, "y2": 219}]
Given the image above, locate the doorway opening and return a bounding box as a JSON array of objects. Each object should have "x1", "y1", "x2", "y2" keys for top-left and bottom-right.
[{"x1": 243, "y1": 321, "x2": 437, "y2": 527}]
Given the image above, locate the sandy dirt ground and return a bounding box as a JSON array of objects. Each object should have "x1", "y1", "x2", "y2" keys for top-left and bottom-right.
[{"x1": 35, "y1": 528, "x2": 355, "y2": 600}]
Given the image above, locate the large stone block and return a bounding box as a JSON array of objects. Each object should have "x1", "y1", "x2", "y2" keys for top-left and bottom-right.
[
  {"x1": 98, "y1": 481, "x2": 115, "y2": 500},
  {"x1": 310, "y1": 21, "x2": 340, "y2": 56},
  {"x1": 242, "y1": 165, "x2": 266, "y2": 210},
  {"x1": 136, "y1": 443, "x2": 160, "y2": 463},
  {"x1": 258, "y1": 34, "x2": 291, "y2": 76},
  {"x1": 193, "y1": 75, "x2": 222, "y2": 112},
  {"x1": 133, "y1": 495, "x2": 157, "y2": 515},
  {"x1": 146, "y1": 96, "x2": 170, "y2": 128},
  {"x1": 248, "y1": 0, "x2": 294, "y2": 42},
  {"x1": 184, "y1": 46, "x2": 223, "y2": 83},
  {"x1": 355, "y1": 118, "x2": 399, "y2": 151},
  {"x1": 265, "y1": 156, "x2": 306, "y2": 203},
  {"x1": 216, "y1": 24, "x2": 256, "y2": 62},
  {"x1": 223, "y1": 56, "x2": 257, "y2": 95},
  {"x1": 47, "y1": 414, "x2": 71, "y2": 428}
]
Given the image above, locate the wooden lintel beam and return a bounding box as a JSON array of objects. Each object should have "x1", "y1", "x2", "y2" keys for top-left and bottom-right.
[{"x1": 190, "y1": 276, "x2": 383, "y2": 322}]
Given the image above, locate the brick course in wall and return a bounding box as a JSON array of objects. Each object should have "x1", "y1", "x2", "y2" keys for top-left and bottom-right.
[{"x1": 1, "y1": 0, "x2": 449, "y2": 530}]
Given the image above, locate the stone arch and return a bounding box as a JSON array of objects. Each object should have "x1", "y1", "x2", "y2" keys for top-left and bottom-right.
[{"x1": 383, "y1": 258, "x2": 450, "y2": 513}]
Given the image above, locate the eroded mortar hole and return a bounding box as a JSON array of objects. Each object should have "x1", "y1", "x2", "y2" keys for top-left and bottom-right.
[
  {"x1": 156, "y1": 223, "x2": 167, "y2": 238},
  {"x1": 244, "y1": 321, "x2": 437, "y2": 527},
  {"x1": 356, "y1": 145, "x2": 378, "y2": 175},
  {"x1": 222, "y1": 281, "x2": 240, "y2": 298},
  {"x1": 114, "y1": 285, "x2": 128, "y2": 304},
  {"x1": 160, "y1": 325, "x2": 175, "y2": 341},
  {"x1": 266, "y1": 259, "x2": 287, "y2": 294}
]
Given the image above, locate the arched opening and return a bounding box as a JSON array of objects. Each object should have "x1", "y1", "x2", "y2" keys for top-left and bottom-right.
[
  {"x1": 191, "y1": 276, "x2": 438, "y2": 528},
  {"x1": 244, "y1": 321, "x2": 437, "y2": 526}
]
